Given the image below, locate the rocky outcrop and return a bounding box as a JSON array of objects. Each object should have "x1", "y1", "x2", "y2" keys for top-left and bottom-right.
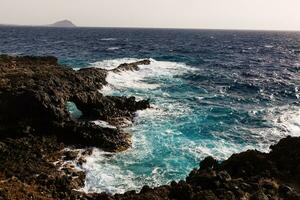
[
  {"x1": 108, "y1": 136, "x2": 300, "y2": 200},
  {"x1": 0, "y1": 55, "x2": 150, "y2": 151},
  {"x1": 0, "y1": 55, "x2": 152, "y2": 199},
  {"x1": 0, "y1": 135, "x2": 88, "y2": 200},
  {"x1": 0, "y1": 55, "x2": 299, "y2": 200},
  {"x1": 1, "y1": 135, "x2": 300, "y2": 200},
  {"x1": 111, "y1": 59, "x2": 150, "y2": 73}
]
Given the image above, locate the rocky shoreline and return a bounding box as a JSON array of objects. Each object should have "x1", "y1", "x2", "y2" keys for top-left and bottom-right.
[{"x1": 0, "y1": 55, "x2": 299, "y2": 200}]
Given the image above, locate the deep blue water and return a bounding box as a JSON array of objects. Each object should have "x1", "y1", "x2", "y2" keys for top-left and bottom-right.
[{"x1": 1, "y1": 27, "x2": 300, "y2": 193}]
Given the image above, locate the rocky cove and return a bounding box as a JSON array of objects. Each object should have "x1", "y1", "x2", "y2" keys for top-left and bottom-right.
[{"x1": 0, "y1": 55, "x2": 299, "y2": 200}]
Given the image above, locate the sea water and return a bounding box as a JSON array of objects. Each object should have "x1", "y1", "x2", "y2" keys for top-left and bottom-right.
[{"x1": 0, "y1": 27, "x2": 299, "y2": 194}]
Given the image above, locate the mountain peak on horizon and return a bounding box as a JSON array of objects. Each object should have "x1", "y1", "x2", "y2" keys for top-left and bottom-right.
[{"x1": 49, "y1": 20, "x2": 76, "y2": 28}]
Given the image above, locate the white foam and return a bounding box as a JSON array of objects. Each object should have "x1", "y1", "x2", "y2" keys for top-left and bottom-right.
[
  {"x1": 81, "y1": 130, "x2": 152, "y2": 194},
  {"x1": 196, "y1": 96, "x2": 205, "y2": 100},
  {"x1": 275, "y1": 108, "x2": 300, "y2": 137},
  {"x1": 81, "y1": 150, "x2": 135, "y2": 194},
  {"x1": 80, "y1": 57, "x2": 300, "y2": 195},
  {"x1": 92, "y1": 120, "x2": 117, "y2": 129},
  {"x1": 79, "y1": 58, "x2": 200, "y2": 194},
  {"x1": 90, "y1": 58, "x2": 196, "y2": 94},
  {"x1": 188, "y1": 140, "x2": 250, "y2": 161},
  {"x1": 295, "y1": 86, "x2": 299, "y2": 99},
  {"x1": 72, "y1": 67, "x2": 80, "y2": 71},
  {"x1": 100, "y1": 38, "x2": 117, "y2": 41},
  {"x1": 107, "y1": 47, "x2": 120, "y2": 51},
  {"x1": 98, "y1": 85, "x2": 114, "y2": 96},
  {"x1": 135, "y1": 101, "x2": 192, "y2": 121},
  {"x1": 80, "y1": 106, "x2": 300, "y2": 194},
  {"x1": 90, "y1": 58, "x2": 139, "y2": 70},
  {"x1": 55, "y1": 148, "x2": 87, "y2": 173},
  {"x1": 264, "y1": 45, "x2": 274, "y2": 48},
  {"x1": 244, "y1": 106, "x2": 300, "y2": 152}
]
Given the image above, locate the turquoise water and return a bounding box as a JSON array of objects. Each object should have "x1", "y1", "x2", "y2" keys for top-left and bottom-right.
[
  {"x1": 0, "y1": 27, "x2": 299, "y2": 194},
  {"x1": 66, "y1": 101, "x2": 83, "y2": 119},
  {"x1": 81, "y1": 58, "x2": 300, "y2": 194}
]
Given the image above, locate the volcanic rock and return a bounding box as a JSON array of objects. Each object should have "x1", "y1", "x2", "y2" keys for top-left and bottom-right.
[
  {"x1": 0, "y1": 55, "x2": 150, "y2": 151},
  {"x1": 0, "y1": 55, "x2": 299, "y2": 200}
]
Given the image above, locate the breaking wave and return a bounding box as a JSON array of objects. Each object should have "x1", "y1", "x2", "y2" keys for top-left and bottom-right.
[{"x1": 80, "y1": 58, "x2": 300, "y2": 194}]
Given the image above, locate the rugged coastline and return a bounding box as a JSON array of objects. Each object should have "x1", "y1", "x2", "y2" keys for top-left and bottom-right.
[{"x1": 0, "y1": 55, "x2": 299, "y2": 200}]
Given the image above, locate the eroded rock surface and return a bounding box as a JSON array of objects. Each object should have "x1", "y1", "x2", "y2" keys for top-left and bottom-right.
[
  {"x1": 0, "y1": 55, "x2": 299, "y2": 200},
  {"x1": 0, "y1": 55, "x2": 150, "y2": 151},
  {"x1": 0, "y1": 55, "x2": 151, "y2": 199}
]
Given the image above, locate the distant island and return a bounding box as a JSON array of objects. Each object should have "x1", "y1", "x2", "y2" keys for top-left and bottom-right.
[
  {"x1": 48, "y1": 20, "x2": 76, "y2": 28},
  {"x1": 0, "y1": 20, "x2": 76, "y2": 28}
]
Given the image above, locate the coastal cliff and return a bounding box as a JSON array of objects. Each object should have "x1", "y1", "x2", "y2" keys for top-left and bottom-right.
[{"x1": 0, "y1": 55, "x2": 299, "y2": 200}]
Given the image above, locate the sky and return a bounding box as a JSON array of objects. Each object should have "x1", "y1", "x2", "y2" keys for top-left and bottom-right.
[{"x1": 1, "y1": 0, "x2": 300, "y2": 31}]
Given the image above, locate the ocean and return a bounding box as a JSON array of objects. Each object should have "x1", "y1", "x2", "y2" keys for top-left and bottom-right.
[{"x1": 0, "y1": 27, "x2": 299, "y2": 194}]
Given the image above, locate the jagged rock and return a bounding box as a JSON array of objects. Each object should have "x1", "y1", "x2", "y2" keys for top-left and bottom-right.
[
  {"x1": 71, "y1": 92, "x2": 150, "y2": 122},
  {"x1": 0, "y1": 55, "x2": 300, "y2": 199},
  {"x1": 111, "y1": 59, "x2": 150, "y2": 73},
  {"x1": 106, "y1": 137, "x2": 300, "y2": 200},
  {"x1": 249, "y1": 190, "x2": 268, "y2": 200},
  {"x1": 58, "y1": 121, "x2": 131, "y2": 152},
  {"x1": 63, "y1": 150, "x2": 78, "y2": 161},
  {"x1": 268, "y1": 136, "x2": 300, "y2": 180},
  {"x1": 0, "y1": 55, "x2": 150, "y2": 151},
  {"x1": 219, "y1": 150, "x2": 273, "y2": 178},
  {"x1": 1, "y1": 121, "x2": 300, "y2": 200},
  {"x1": 200, "y1": 156, "x2": 219, "y2": 170}
]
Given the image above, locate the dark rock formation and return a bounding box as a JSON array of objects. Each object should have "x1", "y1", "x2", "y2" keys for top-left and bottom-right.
[
  {"x1": 1, "y1": 135, "x2": 300, "y2": 199},
  {"x1": 109, "y1": 136, "x2": 300, "y2": 200},
  {"x1": 59, "y1": 121, "x2": 131, "y2": 152},
  {"x1": 0, "y1": 55, "x2": 152, "y2": 199},
  {"x1": 0, "y1": 134, "x2": 86, "y2": 200},
  {"x1": 111, "y1": 59, "x2": 150, "y2": 73},
  {"x1": 0, "y1": 55, "x2": 299, "y2": 200},
  {"x1": 0, "y1": 55, "x2": 150, "y2": 152}
]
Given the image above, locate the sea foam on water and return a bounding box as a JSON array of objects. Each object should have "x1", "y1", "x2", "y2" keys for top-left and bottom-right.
[{"x1": 80, "y1": 58, "x2": 300, "y2": 194}]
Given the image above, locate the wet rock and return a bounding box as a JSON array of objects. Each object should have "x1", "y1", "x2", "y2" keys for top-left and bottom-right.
[
  {"x1": 200, "y1": 156, "x2": 219, "y2": 170},
  {"x1": 1, "y1": 129, "x2": 300, "y2": 200},
  {"x1": 1, "y1": 55, "x2": 300, "y2": 200},
  {"x1": 186, "y1": 169, "x2": 218, "y2": 189},
  {"x1": 0, "y1": 55, "x2": 150, "y2": 151},
  {"x1": 71, "y1": 93, "x2": 150, "y2": 122},
  {"x1": 268, "y1": 135, "x2": 300, "y2": 180},
  {"x1": 111, "y1": 59, "x2": 150, "y2": 73},
  {"x1": 0, "y1": 55, "x2": 152, "y2": 199},
  {"x1": 220, "y1": 150, "x2": 273, "y2": 178},
  {"x1": 58, "y1": 121, "x2": 131, "y2": 151},
  {"x1": 192, "y1": 190, "x2": 218, "y2": 200},
  {"x1": 260, "y1": 179, "x2": 278, "y2": 196},
  {"x1": 63, "y1": 150, "x2": 78, "y2": 161},
  {"x1": 217, "y1": 171, "x2": 231, "y2": 182},
  {"x1": 169, "y1": 180, "x2": 193, "y2": 200},
  {"x1": 215, "y1": 189, "x2": 236, "y2": 200},
  {"x1": 249, "y1": 190, "x2": 268, "y2": 200},
  {"x1": 279, "y1": 184, "x2": 293, "y2": 195},
  {"x1": 140, "y1": 185, "x2": 151, "y2": 193}
]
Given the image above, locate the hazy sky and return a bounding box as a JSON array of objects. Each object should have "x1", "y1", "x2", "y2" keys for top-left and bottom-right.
[{"x1": 1, "y1": 0, "x2": 300, "y2": 30}]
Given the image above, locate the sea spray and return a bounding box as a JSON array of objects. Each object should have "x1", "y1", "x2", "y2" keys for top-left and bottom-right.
[{"x1": 81, "y1": 58, "x2": 300, "y2": 194}]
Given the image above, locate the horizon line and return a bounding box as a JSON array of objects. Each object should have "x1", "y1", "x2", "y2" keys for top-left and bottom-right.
[{"x1": 1, "y1": 23, "x2": 300, "y2": 33}]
